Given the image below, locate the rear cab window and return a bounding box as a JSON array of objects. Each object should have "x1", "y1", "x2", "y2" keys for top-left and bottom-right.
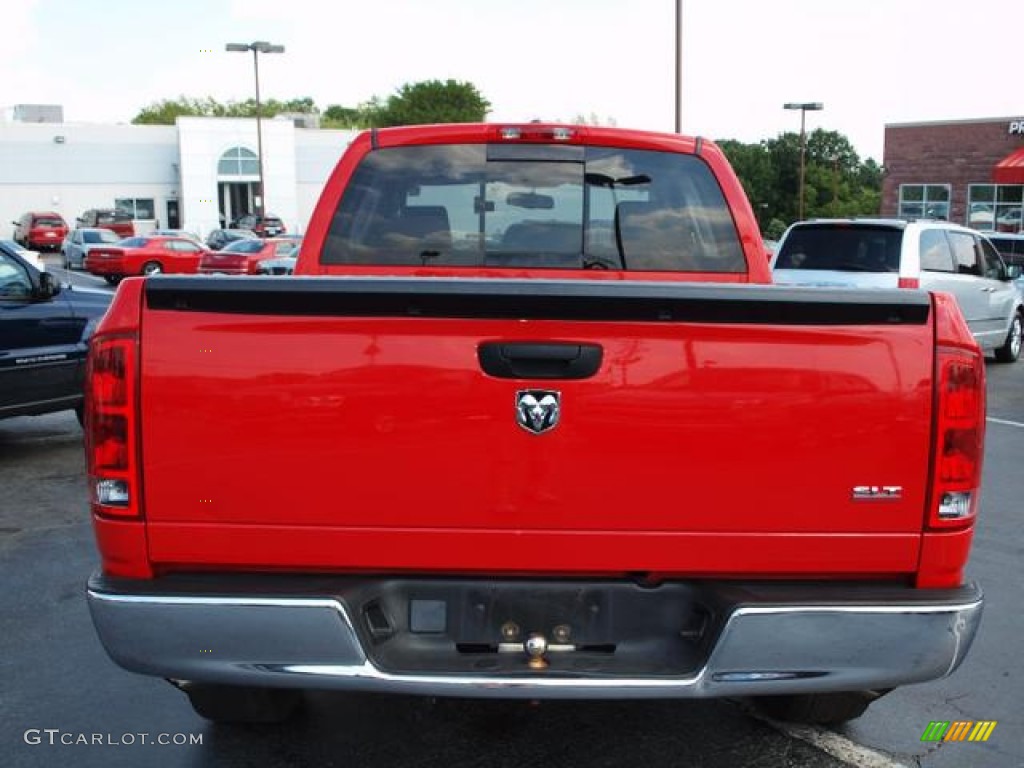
[
  {"x1": 322, "y1": 144, "x2": 745, "y2": 273},
  {"x1": 775, "y1": 225, "x2": 903, "y2": 272}
]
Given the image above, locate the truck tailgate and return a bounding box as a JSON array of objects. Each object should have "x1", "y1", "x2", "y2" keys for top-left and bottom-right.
[{"x1": 139, "y1": 278, "x2": 935, "y2": 575}]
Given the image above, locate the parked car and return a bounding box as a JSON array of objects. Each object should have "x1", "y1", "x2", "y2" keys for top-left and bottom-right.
[
  {"x1": 12, "y1": 211, "x2": 68, "y2": 252},
  {"x1": 232, "y1": 213, "x2": 286, "y2": 237},
  {"x1": 84, "y1": 235, "x2": 208, "y2": 283},
  {"x1": 76, "y1": 208, "x2": 135, "y2": 239},
  {"x1": 772, "y1": 218, "x2": 1023, "y2": 361},
  {"x1": 205, "y1": 228, "x2": 259, "y2": 251},
  {"x1": 61, "y1": 227, "x2": 123, "y2": 269},
  {"x1": 198, "y1": 237, "x2": 298, "y2": 275},
  {"x1": 967, "y1": 203, "x2": 994, "y2": 229},
  {"x1": 255, "y1": 241, "x2": 300, "y2": 275},
  {"x1": 150, "y1": 228, "x2": 203, "y2": 243},
  {"x1": 996, "y1": 207, "x2": 1022, "y2": 233},
  {"x1": 987, "y1": 232, "x2": 1024, "y2": 267},
  {"x1": 0, "y1": 239, "x2": 111, "y2": 422}
]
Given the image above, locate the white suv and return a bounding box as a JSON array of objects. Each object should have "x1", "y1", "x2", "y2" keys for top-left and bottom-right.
[{"x1": 771, "y1": 218, "x2": 1023, "y2": 362}]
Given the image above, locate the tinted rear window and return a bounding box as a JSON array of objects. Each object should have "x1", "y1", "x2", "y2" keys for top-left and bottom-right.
[
  {"x1": 34, "y1": 217, "x2": 65, "y2": 227},
  {"x1": 321, "y1": 144, "x2": 745, "y2": 272},
  {"x1": 775, "y1": 225, "x2": 903, "y2": 272},
  {"x1": 97, "y1": 210, "x2": 133, "y2": 224},
  {"x1": 988, "y1": 235, "x2": 1024, "y2": 266},
  {"x1": 84, "y1": 230, "x2": 121, "y2": 244},
  {"x1": 223, "y1": 240, "x2": 266, "y2": 254}
]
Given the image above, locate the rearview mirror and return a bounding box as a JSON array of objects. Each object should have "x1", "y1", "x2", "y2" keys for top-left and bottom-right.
[
  {"x1": 507, "y1": 192, "x2": 554, "y2": 210},
  {"x1": 1006, "y1": 264, "x2": 1022, "y2": 280},
  {"x1": 36, "y1": 270, "x2": 62, "y2": 300}
]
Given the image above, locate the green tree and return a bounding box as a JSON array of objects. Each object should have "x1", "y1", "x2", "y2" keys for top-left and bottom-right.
[
  {"x1": 369, "y1": 79, "x2": 490, "y2": 127},
  {"x1": 717, "y1": 139, "x2": 774, "y2": 228},
  {"x1": 322, "y1": 104, "x2": 368, "y2": 129},
  {"x1": 132, "y1": 96, "x2": 318, "y2": 125},
  {"x1": 131, "y1": 81, "x2": 491, "y2": 129},
  {"x1": 718, "y1": 129, "x2": 882, "y2": 232},
  {"x1": 132, "y1": 96, "x2": 222, "y2": 124}
]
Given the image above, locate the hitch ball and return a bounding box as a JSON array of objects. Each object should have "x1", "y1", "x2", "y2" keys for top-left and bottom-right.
[{"x1": 524, "y1": 633, "x2": 548, "y2": 669}]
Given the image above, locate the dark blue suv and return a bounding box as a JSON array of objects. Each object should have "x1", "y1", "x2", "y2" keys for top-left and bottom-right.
[{"x1": 0, "y1": 241, "x2": 111, "y2": 422}]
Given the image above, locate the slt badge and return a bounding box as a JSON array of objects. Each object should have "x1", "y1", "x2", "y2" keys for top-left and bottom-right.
[{"x1": 516, "y1": 390, "x2": 561, "y2": 435}]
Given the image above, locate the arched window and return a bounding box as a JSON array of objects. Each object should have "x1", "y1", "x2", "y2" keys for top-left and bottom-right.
[{"x1": 218, "y1": 147, "x2": 258, "y2": 176}]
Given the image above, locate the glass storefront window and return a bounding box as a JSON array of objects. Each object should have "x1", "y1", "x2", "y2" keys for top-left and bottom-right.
[
  {"x1": 899, "y1": 184, "x2": 949, "y2": 220},
  {"x1": 968, "y1": 184, "x2": 1022, "y2": 232},
  {"x1": 114, "y1": 198, "x2": 156, "y2": 220}
]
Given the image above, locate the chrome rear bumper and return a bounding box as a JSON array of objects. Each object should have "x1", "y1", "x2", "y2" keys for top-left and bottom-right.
[{"x1": 87, "y1": 575, "x2": 983, "y2": 699}]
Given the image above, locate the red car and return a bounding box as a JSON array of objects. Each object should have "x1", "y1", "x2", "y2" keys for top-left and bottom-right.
[
  {"x1": 198, "y1": 237, "x2": 297, "y2": 275},
  {"x1": 12, "y1": 211, "x2": 68, "y2": 252},
  {"x1": 85, "y1": 235, "x2": 208, "y2": 283}
]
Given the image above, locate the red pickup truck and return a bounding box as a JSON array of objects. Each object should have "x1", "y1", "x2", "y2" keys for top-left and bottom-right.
[{"x1": 85, "y1": 124, "x2": 985, "y2": 726}]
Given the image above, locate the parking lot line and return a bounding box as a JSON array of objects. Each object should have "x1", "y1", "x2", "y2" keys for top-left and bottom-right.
[
  {"x1": 772, "y1": 721, "x2": 911, "y2": 768},
  {"x1": 987, "y1": 417, "x2": 1024, "y2": 429}
]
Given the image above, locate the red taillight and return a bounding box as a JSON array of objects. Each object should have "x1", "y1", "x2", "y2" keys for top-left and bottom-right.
[
  {"x1": 928, "y1": 349, "x2": 985, "y2": 530},
  {"x1": 86, "y1": 334, "x2": 140, "y2": 518},
  {"x1": 898, "y1": 276, "x2": 920, "y2": 289}
]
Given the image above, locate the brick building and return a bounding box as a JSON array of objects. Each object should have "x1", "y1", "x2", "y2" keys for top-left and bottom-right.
[{"x1": 882, "y1": 116, "x2": 1024, "y2": 233}]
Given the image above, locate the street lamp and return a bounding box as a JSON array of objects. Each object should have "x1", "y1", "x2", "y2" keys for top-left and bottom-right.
[
  {"x1": 674, "y1": 0, "x2": 683, "y2": 133},
  {"x1": 226, "y1": 41, "x2": 285, "y2": 221},
  {"x1": 784, "y1": 102, "x2": 823, "y2": 221}
]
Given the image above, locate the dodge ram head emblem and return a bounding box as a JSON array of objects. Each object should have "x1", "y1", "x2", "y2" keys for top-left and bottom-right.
[{"x1": 516, "y1": 390, "x2": 560, "y2": 434}]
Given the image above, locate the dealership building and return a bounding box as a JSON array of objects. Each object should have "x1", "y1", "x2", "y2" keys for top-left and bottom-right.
[
  {"x1": 882, "y1": 116, "x2": 1024, "y2": 233},
  {"x1": 0, "y1": 112, "x2": 357, "y2": 239}
]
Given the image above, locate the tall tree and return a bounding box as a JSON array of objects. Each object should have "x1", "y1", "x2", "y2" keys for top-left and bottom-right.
[
  {"x1": 368, "y1": 80, "x2": 490, "y2": 127},
  {"x1": 719, "y1": 129, "x2": 882, "y2": 237},
  {"x1": 130, "y1": 81, "x2": 491, "y2": 129}
]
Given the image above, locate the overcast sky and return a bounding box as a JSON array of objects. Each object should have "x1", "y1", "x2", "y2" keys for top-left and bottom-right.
[{"x1": 2, "y1": 0, "x2": 1020, "y2": 162}]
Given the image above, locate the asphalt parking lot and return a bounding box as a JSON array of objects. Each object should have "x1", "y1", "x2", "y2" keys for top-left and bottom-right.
[{"x1": 1, "y1": 305, "x2": 1022, "y2": 767}]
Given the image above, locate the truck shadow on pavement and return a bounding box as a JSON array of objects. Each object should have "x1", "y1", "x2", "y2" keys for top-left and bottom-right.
[{"x1": 191, "y1": 693, "x2": 850, "y2": 768}]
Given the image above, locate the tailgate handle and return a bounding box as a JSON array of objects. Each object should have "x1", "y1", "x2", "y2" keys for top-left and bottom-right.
[{"x1": 478, "y1": 342, "x2": 603, "y2": 380}]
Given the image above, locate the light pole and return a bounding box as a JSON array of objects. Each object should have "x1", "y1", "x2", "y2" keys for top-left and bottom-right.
[
  {"x1": 226, "y1": 41, "x2": 285, "y2": 221},
  {"x1": 784, "y1": 102, "x2": 823, "y2": 221},
  {"x1": 674, "y1": 0, "x2": 683, "y2": 133}
]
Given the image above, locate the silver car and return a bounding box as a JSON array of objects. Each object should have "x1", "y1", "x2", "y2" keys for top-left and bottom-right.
[
  {"x1": 772, "y1": 218, "x2": 1024, "y2": 362},
  {"x1": 62, "y1": 227, "x2": 123, "y2": 269}
]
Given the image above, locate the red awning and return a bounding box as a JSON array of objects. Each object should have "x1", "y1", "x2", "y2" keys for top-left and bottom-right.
[{"x1": 993, "y1": 147, "x2": 1024, "y2": 184}]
